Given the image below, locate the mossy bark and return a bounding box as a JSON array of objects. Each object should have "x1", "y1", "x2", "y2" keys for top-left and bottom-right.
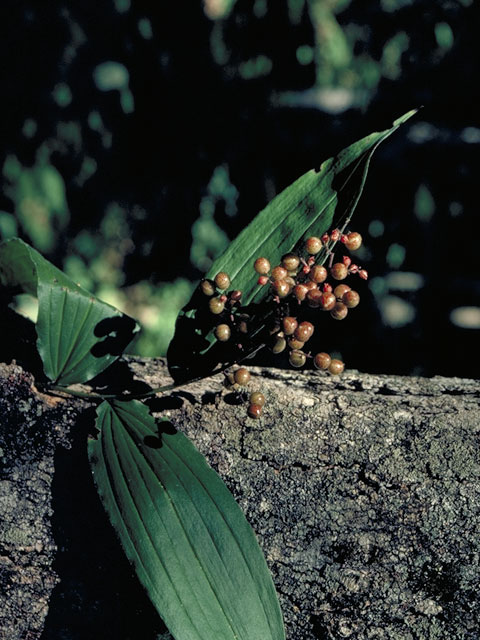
[{"x1": 1, "y1": 359, "x2": 479, "y2": 640}]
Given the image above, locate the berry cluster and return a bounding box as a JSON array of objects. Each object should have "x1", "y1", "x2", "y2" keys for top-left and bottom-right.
[{"x1": 198, "y1": 228, "x2": 366, "y2": 418}]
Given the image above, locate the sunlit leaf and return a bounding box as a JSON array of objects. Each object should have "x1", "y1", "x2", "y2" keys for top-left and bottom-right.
[
  {"x1": 0, "y1": 238, "x2": 138, "y2": 385},
  {"x1": 89, "y1": 399, "x2": 285, "y2": 640},
  {"x1": 168, "y1": 110, "x2": 417, "y2": 382}
]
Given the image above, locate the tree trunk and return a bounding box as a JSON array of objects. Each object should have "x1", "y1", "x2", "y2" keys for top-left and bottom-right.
[{"x1": 1, "y1": 358, "x2": 479, "y2": 640}]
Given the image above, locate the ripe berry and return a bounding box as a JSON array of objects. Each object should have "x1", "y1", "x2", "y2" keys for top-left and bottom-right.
[
  {"x1": 229, "y1": 290, "x2": 242, "y2": 302},
  {"x1": 345, "y1": 232, "x2": 362, "y2": 251},
  {"x1": 209, "y1": 297, "x2": 225, "y2": 314},
  {"x1": 329, "y1": 359, "x2": 345, "y2": 375},
  {"x1": 307, "y1": 289, "x2": 322, "y2": 308},
  {"x1": 271, "y1": 266, "x2": 288, "y2": 281},
  {"x1": 309, "y1": 265, "x2": 328, "y2": 284},
  {"x1": 305, "y1": 236, "x2": 322, "y2": 254},
  {"x1": 330, "y1": 302, "x2": 348, "y2": 320},
  {"x1": 330, "y1": 263, "x2": 348, "y2": 280},
  {"x1": 294, "y1": 321, "x2": 314, "y2": 342},
  {"x1": 250, "y1": 391, "x2": 266, "y2": 407},
  {"x1": 214, "y1": 323, "x2": 231, "y2": 341},
  {"x1": 247, "y1": 404, "x2": 263, "y2": 419},
  {"x1": 282, "y1": 316, "x2": 298, "y2": 335},
  {"x1": 289, "y1": 349, "x2": 306, "y2": 368},
  {"x1": 320, "y1": 292, "x2": 336, "y2": 311},
  {"x1": 271, "y1": 336, "x2": 287, "y2": 354},
  {"x1": 288, "y1": 337, "x2": 305, "y2": 350},
  {"x1": 281, "y1": 253, "x2": 300, "y2": 271},
  {"x1": 343, "y1": 290, "x2": 360, "y2": 308},
  {"x1": 314, "y1": 352, "x2": 331, "y2": 370},
  {"x1": 293, "y1": 284, "x2": 308, "y2": 302},
  {"x1": 234, "y1": 367, "x2": 251, "y2": 386},
  {"x1": 214, "y1": 272, "x2": 231, "y2": 290},
  {"x1": 254, "y1": 257, "x2": 271, "y2": 275},
  {"x1": 272, "y1": 280, "x2": 290, "y2": 298},
  {"x1": 334, "y1": 284, "x2": 351, "y2": 299},
  {"x1": 200, "y1": 279, "x2": 215, "y2": 296}
]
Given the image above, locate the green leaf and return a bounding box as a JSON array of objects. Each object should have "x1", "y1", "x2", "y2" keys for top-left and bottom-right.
[
  {"x1": 168, "y1": 110, "x2": 417, "y2": 382},
  {"x1": 89, "y1": 399, "x2": 285, "y2": 640},
  {"x1": 0, "y1": 238, "x2": 138, "y2": 385}
]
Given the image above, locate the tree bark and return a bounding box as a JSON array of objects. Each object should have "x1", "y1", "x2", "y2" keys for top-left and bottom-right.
[{"x1": 1, "y1": 358, "x2": 479, "y2": 640}]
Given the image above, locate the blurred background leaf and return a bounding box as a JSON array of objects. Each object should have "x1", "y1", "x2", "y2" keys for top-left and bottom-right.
[{"x1": 0, "y1": 0, "x2": 478, "y2": 376}]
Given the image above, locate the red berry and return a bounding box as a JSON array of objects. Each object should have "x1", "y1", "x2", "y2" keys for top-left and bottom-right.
[
  {"x1": 330, "y1": 302, "x2": 348, "y2": 320},
  {"x1": 305, "y1": 236, "x2": 323, "y2": 254},
  {"x1": 345, "y1": 232, "x2": 362, "y2": 251},
  {"x1": 247, "y1": 404, "x2": 263, "y2": 419},
  {"x1": 329, "y1": 359, "x2": 345, "y2": 375},
  {"x1": 214, "y1": 323, "x2": 231, "y2": 341},
  {"x1": 258, "y1": 275, "x2": 269, "y2": 285},
  {"x1": 334, "y1": 284, "x2": 351, "y2": 299},
  {"x1": 272, "y1": 280, "x2": 290, "y2": 298},
  {"x1": 330, "y1": 263, "x2": 348, "y2": 280},
  {"x1": 282, "y1": 316, "x2": 298, "y2": 335},
  {"x1": 281, "y1": 253, "x2": 300, "y2": 271},
  {"x1": 229, "y1": 290, "x2": 242, "y2": 302},
  {"x1": 254, "y1": 257, "x2": 271, "y2": 274},
  {"x1": 307, "y1": 289, "x2": 322, "y2": 308},
  {"x1": 234, "y1": 367, "x2": 251, "y2": 386},
  {"x1": 294, "y1": 321, "x2": 314, "y2": 342},
  {"x1": 313, "y1": 352, "x2": 331, "y2": 370},
  {"x1": 309, "y1": 265, "x2": 328, "y2": 284},
  {"x1": 293, "y1": 284, "x2": 308, "y2": 301},
  {"x1": 343, "y1": 290, "x2": 360, "y2": 308},
  {"x1": 214, "y1": 272, "x2": 230, "y2": 290},
  {"x1": 320, "y1": 292, "x2": 336, "y2": 311}
]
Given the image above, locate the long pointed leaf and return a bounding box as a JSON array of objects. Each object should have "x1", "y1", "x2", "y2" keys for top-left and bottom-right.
[
  {"x1": 168, "y1": 110, "x2": 416, "y2": 382},
  {"x1": 0, "y1": 238, "x2": 138, "y2": 384},
  {"x1": 89, "y1": 399, "x2": 285, "y2": 640}
]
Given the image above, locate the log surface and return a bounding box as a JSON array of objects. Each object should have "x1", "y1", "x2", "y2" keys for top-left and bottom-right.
[{"x1": 1, "y1": 358, "x2": 479, "y2": 640}]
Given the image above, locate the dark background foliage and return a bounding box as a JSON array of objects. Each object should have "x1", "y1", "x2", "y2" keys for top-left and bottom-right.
[{"x1": 0, "y1": 0, "x2": 478, "y2": 377}]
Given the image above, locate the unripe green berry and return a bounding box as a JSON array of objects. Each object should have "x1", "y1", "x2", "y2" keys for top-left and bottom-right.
[
  {"x1": 254, "y1": 257, "x2": 271, "y2": 275},
  {"x1": 330, "y1": 302, "x2": 348, "y2": 320},
  {"x1": 250, "y1": 391, "x2": 265, "y2": 407},
  {"x1": 330, "y1": 263, "x2": 348, "y2": 280},
  {"x1": 314, "y1": 352, "x2": 331, "y2": 370},
  {"x1": 234, "y1": 367, "x2": 251, "y2": 386},
  {"x1": 343, "y1": 290, "x2": 360, "y2": 308},
  {"x1": 209, "y1": 297, "x2": 225, "y2": 314},
  {"x1": 281, "y1": 253, "x2": 300, "y2": 271},
  {"x1": 305, "y1": 236, "x2": 322, "y2": 254},
  {"x1": 289, "y1": 349, "x2": 306, "y2": 368},
  {"x1": 200, "y1": 279, "x2": 215, "y2": 296},
  {"x1": 214, "y1": 271, "x2": 231, "y2": 290},
  {"x1": 294, "y1": 321, "x2": 314, "y2": 342},
  {"x1": 288, "y1": 337, "x2": 305, "y2": 350},
  {"x1": 271, "y1": 336, "x2": 287, "y2": 354},
  {"x1": 309, "y1": 265, "x2": 328, "y2": 283},
  {"x1": 282, "y1": 316, "x2": 298, "y2": 335},
  {"x1": 328, "y1": 359, "x2": 345, "y2": 375},
  {"x1": 247, "y1": 404, "x2": 263, "y2": 419},
  {"x1": 214, "y1": 323, "x2": 231, "y2": 341}
]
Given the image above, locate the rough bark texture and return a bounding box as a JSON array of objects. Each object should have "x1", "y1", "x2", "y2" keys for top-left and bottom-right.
[{"x1": 1, "y1": 358, "x2": 479, "y2": 640}]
